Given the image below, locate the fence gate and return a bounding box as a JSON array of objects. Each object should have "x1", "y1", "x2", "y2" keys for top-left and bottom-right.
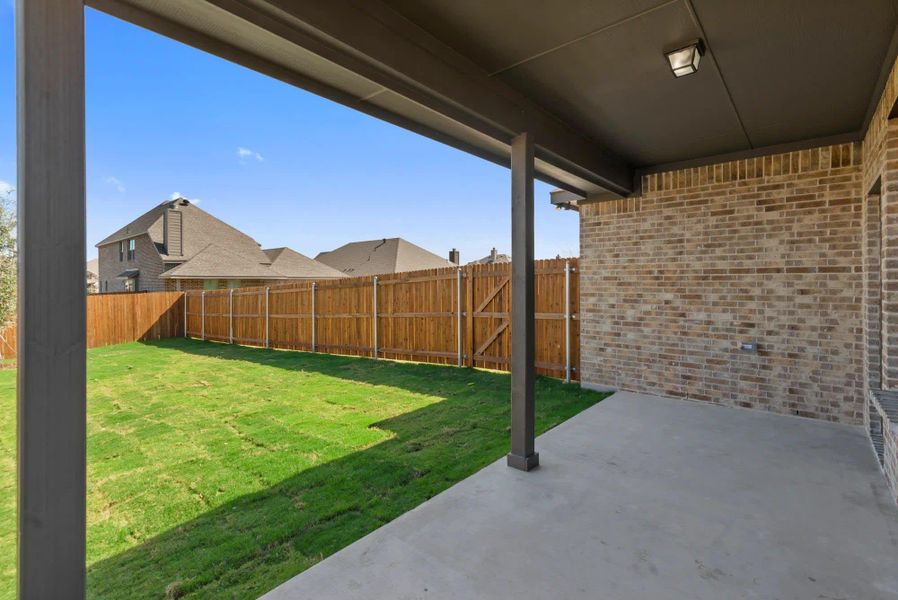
[{"x1": 468, "y1": 273, "x2": 511, "y2": 369}]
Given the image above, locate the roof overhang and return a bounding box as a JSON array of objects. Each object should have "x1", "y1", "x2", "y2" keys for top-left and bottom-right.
[
  {"x1": 96, "y1": 230, "x2": 151, "y2": 248},
  {"x1": 85, "y1": 1, "x2": 898, "y2": 201},
  {"x1": 87, "y1": 0, "x2": 634, "y2": 197},
  {"x1": 115, "y1": 269, "x2": 140, "y2": 279}
]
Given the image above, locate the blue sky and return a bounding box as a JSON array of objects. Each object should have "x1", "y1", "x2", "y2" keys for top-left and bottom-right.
[{"x1": 0, "y1": 7, "x2": 578, "y2": 262}]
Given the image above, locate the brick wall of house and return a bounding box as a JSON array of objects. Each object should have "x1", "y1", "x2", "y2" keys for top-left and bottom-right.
[
  {"x1": 97, "y1": 233, "x2": 165, "y2": 293},
  {"x1": 860, "y1": 55, "x2": 898, "y2": 503},
  {"x1": 579, "y1": 143, "x2": 864, "y2": 424},
  {"x1": 579, "y1": 50, "x2": 898, "y2": 503}
]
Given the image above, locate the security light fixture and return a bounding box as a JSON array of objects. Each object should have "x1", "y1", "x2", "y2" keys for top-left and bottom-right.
[{"x1": 665, "y1": 39, "x2": 705, "y2": 77}]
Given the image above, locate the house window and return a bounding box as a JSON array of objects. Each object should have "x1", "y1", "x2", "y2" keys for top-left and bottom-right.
[
  {"x1": 124, "y1": 278, "x2": 136, "y2": 293},
  {"x1": 119, "y1": 241, "x2": 124, "y2": 262},
  {"x1": 203, "y1": 279, "x2": 219, "y2": 290},
  {"x1": 103, "y1": 280, "x2": 107, "y2": 292},
  {"x1": 127, "y1": 239, "x2": 136, "y2": 261},
  {"x1": 226, "y1": 279, "x2": 241, "y2": 289}
]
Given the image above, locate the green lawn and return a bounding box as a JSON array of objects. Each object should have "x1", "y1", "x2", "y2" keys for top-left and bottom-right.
[{"x1": 0, "y1": 339, "x2": 606, "y2": 599}]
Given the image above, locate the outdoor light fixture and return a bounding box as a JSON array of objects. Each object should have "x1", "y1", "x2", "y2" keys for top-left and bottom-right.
[{"x1": 665, "y1": 39, "x2": 705, "y2": 77}]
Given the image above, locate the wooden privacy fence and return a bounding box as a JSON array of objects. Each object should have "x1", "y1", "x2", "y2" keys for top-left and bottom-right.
[
  {"x1": 0, "y1": 291, "x2": 184, "y2": 360},
  {"x1": 185, "y1": 258, "x2": 580, "y2": 380}
]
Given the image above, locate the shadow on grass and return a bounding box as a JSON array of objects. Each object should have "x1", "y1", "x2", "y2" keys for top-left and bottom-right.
[{"x1": 86, "y1": 339, "x2": 605, "y2": 599}]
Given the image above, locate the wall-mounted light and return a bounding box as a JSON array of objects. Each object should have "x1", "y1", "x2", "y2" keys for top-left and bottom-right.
[{"x1": 665, "y1": 39, "x2": 705, "y2": 77}]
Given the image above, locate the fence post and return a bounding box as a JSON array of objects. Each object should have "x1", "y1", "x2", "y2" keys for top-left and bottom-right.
[
  {"x1": 265, "y1": 287, "x2": 270, "y2": 349},
  {"x1": 311, "y1": 282, "x2": 317, "y2": 352},
  {"x1": 229, "y1": 288, "x2": 234, "y2": 344},
  {"x1": 372, "y1": 276, "x2": 378, "y2": 359},
  {"x1": 457, "y1": 268, "x2": 462, "y2": 367},
  {"x1": 183, "y1": 291, "x2": 187, "y2": 338},
  {"x1": 564, "y1": 260, "x2": 571, "y2": 383},
  {"x1": 201, "y1": 291, "x2": 206, "y2": 340},
  {"x1": 466, "y1": 264, "x2": 474, "y2": 367}
]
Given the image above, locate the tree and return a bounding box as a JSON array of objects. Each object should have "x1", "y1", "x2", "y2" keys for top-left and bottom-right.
[{"x1": 0, "y1": 188, "x2": 16, "y2": 326}]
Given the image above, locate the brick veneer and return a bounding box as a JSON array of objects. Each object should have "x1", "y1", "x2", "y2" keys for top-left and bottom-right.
[
  {"x1": 860, "y1": 55, "x2": 898, "y2": 503},
  {"x1": 580, "y1": 143, "x2": 864, "y2": 424},
  {"x1": 579, "y1": 51, "x2": 898, "y2": 504},
  {"x1": 97, "y1": 233, "x2": 164, "y2": 293}
]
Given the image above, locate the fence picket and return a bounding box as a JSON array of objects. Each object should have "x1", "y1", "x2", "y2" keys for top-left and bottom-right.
[
  {"x1": 0, "y1": 260, "x2": 580, "y2": 379},
  {"x1": 182, "y1": 259, "x2": 579, "y2": 380}
]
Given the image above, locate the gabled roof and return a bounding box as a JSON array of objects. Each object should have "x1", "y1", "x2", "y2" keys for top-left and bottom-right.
[
  {"x1": 160, "y1": 244, "x2": 286, "y2": 280},
  {"x1": 263, "y1": 247, "x2": 346, "y2": 279},
  {"x1": 315, "y1": 238, "x2": 452, "y2": 276},
  {"x1": 96, "y1": 199, "x2": 270, "y2": 264},
  {"x1": 95, "y1": 203, "x2": 167, "y2": 248}
]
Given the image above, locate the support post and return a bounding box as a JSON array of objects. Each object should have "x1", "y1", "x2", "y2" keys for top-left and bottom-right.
[
  {"x1": 507, "y1": 132, "x2": 538, "y2": 471},
  {"x1": 201, "y1": 291, "x2": 206, "y2": 340},
  {"x1": 457, "y1": 268, "x2": 463, "y2": 367},
  {"x1": 265, "y1": 287, "x2": 270, "y2": 348},
  {"x1": 372, "y1": 276, "x2": 378, "y2": 359},
  {"x1": 229, "y1": 288, "x2": 234, "y2": 344},
  {"x1": 466, "y1": 265, "x2": 474, "y2": 367},
  {"x1": 564, "y1": 260, "x2": 572, "y2": 384},
  {"x1": 17, "y1": 0, "x2": 87, "y2": 596},
  {"x1": 311, "y1": 282, "x2": 317, "y2": 352}
]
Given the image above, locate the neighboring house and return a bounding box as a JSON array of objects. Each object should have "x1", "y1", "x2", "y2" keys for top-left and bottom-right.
[
  {"x1": 468, "y1": 248, "x2": 510, "y2": 265},
  {"x1": 316, "y1": 238, "x2": 453, "y2": 276},
  {"x1": 86, "y1": 258, "x2": 99, "y2": 294},
  {"x1": 96, "y1": 198, "x2": 345, "y2": 292}
]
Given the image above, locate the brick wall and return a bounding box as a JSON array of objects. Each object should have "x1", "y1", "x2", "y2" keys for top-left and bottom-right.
[
  {"x1": 579, "y1": 143, "x2": 864, "y2": 424},
  {"x1": 97, "y1": 233, "x2": 164, "y2": 293},
  {"x1": 579, "y1": 47, "x2": 898, "y2": 500},
  {"x1": 860, "y1": 55, "x2": 898, "y2": 503}
]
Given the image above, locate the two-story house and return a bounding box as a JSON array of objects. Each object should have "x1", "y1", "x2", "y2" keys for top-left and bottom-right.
[{"x1": 96, "y1": 198, "x2": 345, "y2": 292}]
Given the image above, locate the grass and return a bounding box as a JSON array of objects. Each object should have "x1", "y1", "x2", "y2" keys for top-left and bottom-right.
[{"x1": 0, "y1": 338, "x2": 607, "y2": 599}]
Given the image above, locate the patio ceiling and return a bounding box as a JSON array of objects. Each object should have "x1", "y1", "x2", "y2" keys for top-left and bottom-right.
[{"x1": 87, "y1": 0, "x2": 898, "y2": 198}]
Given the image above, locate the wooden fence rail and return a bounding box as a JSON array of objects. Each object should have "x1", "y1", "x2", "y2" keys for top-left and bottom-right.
[
  {"x1": 186, "y1": 258, "x2": 580, "y2": 380},
  {"x1": 0, "y1": 291, "x2": 184, "y2": 360}
]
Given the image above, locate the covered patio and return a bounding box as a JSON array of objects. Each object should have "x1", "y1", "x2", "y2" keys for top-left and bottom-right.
[
  {"x1": 15, "y1": 0, "x2": 898, "y2": 598},
  {"x1": 263, "y1": 392, "x2": 898, "y2": 600}
]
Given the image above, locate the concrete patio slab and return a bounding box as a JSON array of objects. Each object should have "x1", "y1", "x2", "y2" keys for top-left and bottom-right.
[{"x1": 261, "y1": 392, "x2": 898, "y2": 600}]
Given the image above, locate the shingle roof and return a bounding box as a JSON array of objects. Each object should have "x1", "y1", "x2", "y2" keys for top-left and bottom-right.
[
  {"x1": 469, "y1": 248, "x2": 511, "y2": 265},
  {"x1": 96, "y1": 199, "x2": 270, "y2": 264},
  {"x1": 315, "y1": 238, "x2": 452, "y2": 276},
  {"x1": 97, "y1": 199, "x2": 343, "y2": 282},
  {"x1": 263, "y1": 247, "x2": 346, "y2": 279},
  {"x1": 160, "y1": 244, "x2": 286, "y2": 280},
  {"x1": 95, "y1": 203, "x2": 168, "y2": 248}
]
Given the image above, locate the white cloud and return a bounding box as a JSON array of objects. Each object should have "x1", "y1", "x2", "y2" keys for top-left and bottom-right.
[
  {"x1": 0, "y1": 181, "x2": 13, "y2": 198},
  {"x1": 237, "y1": 146, "x2": 264, "y2": 162},
  {"x1": 104, "y1": 176, "x2": 125, "y2": 193},
  {"x1": 170, "y1": 192, "x2": 200, "y2": 205}
]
